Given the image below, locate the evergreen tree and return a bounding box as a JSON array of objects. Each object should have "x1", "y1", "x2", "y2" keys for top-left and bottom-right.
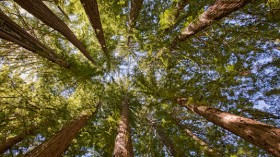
[{"x1": 0, "y1": 0, "x2": 280, "y2": 156}]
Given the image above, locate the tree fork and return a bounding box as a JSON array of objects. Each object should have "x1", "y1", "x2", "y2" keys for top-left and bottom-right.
[{"x1": 178, "y1": 99, "x2": 280, "y2": 156}]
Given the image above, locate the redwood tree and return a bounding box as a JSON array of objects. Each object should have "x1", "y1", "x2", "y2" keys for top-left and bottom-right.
[
  {"x1": 1, "y1": 0, "x2": 279, "y2": 156},
  {"x1": 113, "y1": 96, "x2": 134, "y2": 157},
  {"x1": 178, "y1": 100, "x2": 280, "y2": 156},
  {"x1": 0, "y1": 126, "x2": 38, "y2": 154},
  {"x1": 23, "y1": 113, "x2": 92, "y2": 157},
  {"x1": 0, "y1": 10, "x2": 70, "y2": 69},
  {"x1": 14, "y1": 0, "x2": 97, "y2": 65}
]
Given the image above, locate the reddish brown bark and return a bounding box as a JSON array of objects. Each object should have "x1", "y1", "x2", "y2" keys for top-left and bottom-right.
[
  {"x1": 113, "y1": 97, "x2": 134, "y2": 157},
  {"x1": 178, "y1": 100, "x2": 280, "y2": 156},
  {"x1": 0, "y1": 127, "x2": 38, "y2": 154},
  {"x1": 0, "y1": 10, "x2": 70, "y2": 69},
  {"x1": 172, "y1": 0, "x2": 251, "y2": 46},
  {"x1": 80, "y1": 0, "x2": 108, "y2": 57},
  {"x1": 23, "y1": 114, "x2": 91, "y2": 157},
  {"x1": 14, "y1": 0, "x2": 97, "y2": 65}
]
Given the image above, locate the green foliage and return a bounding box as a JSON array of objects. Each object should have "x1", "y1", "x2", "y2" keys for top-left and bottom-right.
[{"x1": 0, "y1": 0, "x2": 279, "y2": 156}]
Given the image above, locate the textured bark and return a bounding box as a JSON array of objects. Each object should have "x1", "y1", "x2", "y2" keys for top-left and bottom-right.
[
  {"x1": 178, "y1": 101, "x2": 280, "y2": 157},
  {"x1": 80, "y1": 0, "x2": 108, "y2": 57},
  {"x1": 113, "y1": 97, "x2": 134, "y2": 157},
  {"x1": 14, "y1": 0, "x2": 96, "y2": 65},
  {"x1": 127, "y1": 0, "x2": 144, "y2": 45},
  {"x1": 23, "y1": 114, "x2": 92, "y2": 157},
  {"x1": 172, "y1": 0, "x2": 251, "y2": 46},
  {"x1": 0, "y1": 10, "x2": 70, "y2": 69},
  {"x1": 0, "y1": 127, "x2": 38, "y2": 154},
  {"x1": 171, "y1": 116, "x2": 221, "y2": 157},
  {"x1": 154, "y1": 123, "x2": 185, "y2": 157}
]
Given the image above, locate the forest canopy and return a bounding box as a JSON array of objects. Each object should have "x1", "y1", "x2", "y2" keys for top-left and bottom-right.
[{"x1": 0, "y1": 0, "x2": 280, "y2": 156}]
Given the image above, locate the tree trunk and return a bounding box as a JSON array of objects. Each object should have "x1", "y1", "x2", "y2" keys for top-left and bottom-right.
[
  {"x1": 170, "y1": 116, "x2": 221, "y2": 157},
  {"x1": 0, "y1": 10, "x2": 70, "y2": 69},
  {"x1": 127, "y1": 0, "x2": 144, "y2": 45},
  {"x1": 163, "y1": 0, "x2": 189, "y2": 32},
  {"x1": 113, "y1": 96, "x2": 134, "y2": 157},
  {"x1": 0, "y1": 127, "x2": 38, "y2": 154},
  {"x1": 178, "y1": 100, "x2": 280, "y2": 157},
  {"x1": 172, "y1": 0, "x2": 251, "y2": 46},
  {"x1": 80, "y1": 0, "x2": 108, "y2": 57},
  {"x1": 153, "y1": 123, "x2": 185, "y2": 157},
  {"x1": 173, "y1": 0, "x2": 189, "y2": 20},
  {"x1": 23, "y1": 113, "x2": 92, "y2": 157},
  {"x1": 14, "y1": 0, "x2": 97, "y2": 65}
]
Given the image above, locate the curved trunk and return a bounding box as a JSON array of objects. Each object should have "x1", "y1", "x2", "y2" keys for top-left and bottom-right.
[
  {"x1": 178, "y1": 100, "x2": 280, "y2": 156},
  {"x1": 113, "y1": 96, "x2": 134, "y2": 157},
  {"x1": 0, "y1": 10, "x2": 70, "y2": 69},
  {"x1": 0, "y1": 127, "x2": 38, "y2": 154},
  {"x1": 172, "y1": 0, "x2": 251, "y2": 47},
  {"x1": 23, "y1": 111, "x2": 97, "y2": 157},
  {"x1": 14, "y1": 0, "x2": 96, "y2": 65},
  {"x1": 80, "y1": 0, "x2": 108, "y2": 57}
]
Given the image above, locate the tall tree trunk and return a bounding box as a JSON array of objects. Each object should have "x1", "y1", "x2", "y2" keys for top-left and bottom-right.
[
  {"x1": 80, "y1": 0, "x2": 108, "y2": 57},
  {"x1": 170, "y1": 115, "x2": 221, "y2": 157},
  {"x1": 153, "y1": 123, "x2": 185, "y2": 157},
  {"x1": 14, "y1": 0, "x2": 97, "y2": 65},
  {"x1": 113, "y1": 96, "x2": 134, "y2": 157},
  {"x1": 0, "y1": 126, "x2": 38, "y2": 154},
  {"x1": 178, "y1": 100, "x2": 280, "y2": 156},
  {"x1": 23, "y1": 113, "x2": 94, "y2": 157},
  {"x1": 0, "y1": 10, "x2": 70, "y2": 69},
  {"x1": 127, "y1": 0, "x2": 144, "y2": 45},
  {"x1": 172, "y1": 0, "x2": 251, "y2": 47}
]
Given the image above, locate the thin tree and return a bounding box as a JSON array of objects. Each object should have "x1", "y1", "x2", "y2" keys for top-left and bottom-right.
[
  {"x1": 0, "y1": 10, "x2": 70, "y2": 69},
  {"x1": 153, "y1": 122, "x2": 186, "y2": 157},
  {"x1": 170, "y1": 115, "x2": 222, "y2": 157},
  {"x1": 0, "y1": 126, "x2": 38, "y2": 154},
  {"x1": 163, "y1": 0, "x2": 189, "y2": 32},
  {"x1": 80, "y1": 0, "x2": 108, "y2": 57},
  {"x1": 14, "y1": 0, "x2": 97, "y2": 65},
  {"x1": 172, "y1": 0, "x2": 252, "y2": 47},
  {"x1": 127, "y1": 0, "x2": 144, "y2": 45},
  {"x1": 177, "y1": 99, "x2": 280, "y2": 156},
  {"x1": 23, "y1": 103, "x2": 100, "y2": 157},
  {"x1": 113, "y1": 96, "x2": 134, "y2": 157}
]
